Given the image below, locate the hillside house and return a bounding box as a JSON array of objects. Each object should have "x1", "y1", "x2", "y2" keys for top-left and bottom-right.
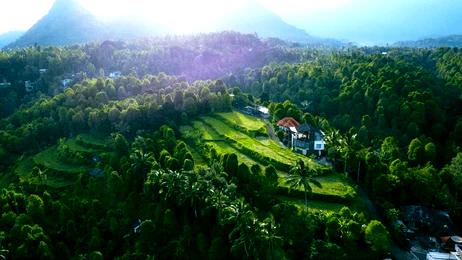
[
  {"x1": 61, "y1": 78, "x2": 73, "y2": 89},
  {"x1": 109, "y1": 71, "x2": 122, "y2": 79},
  {"x1": 242, "y1": 105, "x2": 270, "y2": 119},
  {"x1": 25, "y1": 81, "x2": 34, "y2": 92},
  {"x1": 0, "y1": 79, "x2": 12, "y2": 89},
  {"x1": 277, "y1": 117, "x2": 326, "y2": 156}
]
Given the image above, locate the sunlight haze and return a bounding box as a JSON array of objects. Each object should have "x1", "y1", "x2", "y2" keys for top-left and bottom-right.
[{"x1": 1, "y1": 0, "x2": 461, "y2": 44}]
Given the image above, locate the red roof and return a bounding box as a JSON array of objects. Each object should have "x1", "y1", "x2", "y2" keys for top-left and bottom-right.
[{"x1": 277, "y1": 117, "x2": 300, "y2": 128}]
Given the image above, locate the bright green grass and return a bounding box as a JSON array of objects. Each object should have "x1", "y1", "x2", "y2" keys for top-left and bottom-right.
[
  {"x1": 66, "y1": 139, "x2": 100, "y2": 153},
  {"x1": 208, "y1": 141, "x2": 260, "y2": 166},
  {"x1": 193, "y1": 121, "x2": 224, "y2": 141},
  {"x1": 13, "y1": 155, "x2": 78, "y2": 189},
  {"x1": 201, "y1": 116, "x2": 317, "y2": 170},
  {"x1": 216, "y1": 111, "x2": 266, "y2": 131},
  {"x1": 279, "y1": 196, "x2": 346, "y2": 213},
  {"x1": 76, "y1": 133, "x2": 112, "y2": 149},
  {"x1": 278, "y1": 173, "x2": 356, "y2": 198},
  {"x1": 33, "y1": 146, "x2": 89, "y2": 174}
]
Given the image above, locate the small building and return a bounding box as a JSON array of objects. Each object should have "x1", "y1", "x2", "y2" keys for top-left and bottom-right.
[
  {"x1": 61, "y1": 78, "x2": 73, "y2": 88},
  {"x1": 39, "y1": 68, "x2": 48, "y2": 74},
  {"x1": 277, "y1": 117, "x2": 326, "y2": 156},
  {"x1": 0, "y1": 79, "x2": 12, "y2": 89},
  {"x1": 257, "y1": 106, "x2": 270, "y2": 119},
  {"x1": 427, "y1": 252, "x2": 458, "y2": 260},
  {"x1": 25, "y1": 81, "x2": 34, "y2": 92},
  {"x1": 242, "y1": 105, "x2": 270, "y2": 119},
  {"x1": 109, "y1": 71, "x2": 122, "y2": 79}
]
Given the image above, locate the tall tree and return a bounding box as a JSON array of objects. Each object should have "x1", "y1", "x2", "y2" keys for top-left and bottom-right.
[{"x1": 285, "y1": 160, "x2": 321, "y2": 209}]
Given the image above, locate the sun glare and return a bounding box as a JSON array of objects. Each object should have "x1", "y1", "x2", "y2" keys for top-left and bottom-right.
[{"x1": 79, "y1": 0, "x2": 246, "y2": 33}]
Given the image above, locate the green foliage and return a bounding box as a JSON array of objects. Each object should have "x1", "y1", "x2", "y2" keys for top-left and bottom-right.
[
  {"x1": 286, "y1": 160, "x2": 322, "y2": 209},
  {"x1": 365, "y1": 220, "x2": 391, "y2": 256},
  {"x1": 407, "y1": 138, "x2": 424, "y2": 164}
]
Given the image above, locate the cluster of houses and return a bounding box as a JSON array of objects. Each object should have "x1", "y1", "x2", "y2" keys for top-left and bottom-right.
[
  {"x1": 276, "y1": 117, "x2": 326, "y2": 156},
  {"x1": 395, "y1": 205, "x2": 462, "y2": 260}
]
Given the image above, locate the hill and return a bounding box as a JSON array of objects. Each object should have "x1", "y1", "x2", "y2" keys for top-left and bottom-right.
[
  {"x1": 0, "y1": 31, "x2": 23, "y2": 48},
  {"x1": 6, "y1": 0, "x2": 343, "y2": 48},
  {"x1": 394, "y1": 35, "x2": 462, "y2": 48},
  {"x1": 214, "y1": 1, "x2": 343, "y2": 46},
  {"x1": 7, "y1": 0, "x2": 106, "y2": 48}
]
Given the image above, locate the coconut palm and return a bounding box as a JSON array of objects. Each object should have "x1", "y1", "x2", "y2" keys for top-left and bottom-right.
[
  {"x1": 32, "y1": 166, "x2": 48, "y2": 191},
  {"x1": 286, "y1": 160, "x2": 321, "y2": 209}
]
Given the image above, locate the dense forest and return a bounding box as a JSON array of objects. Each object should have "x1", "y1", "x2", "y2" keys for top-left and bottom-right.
[{"x1": 0, "y1": 32, "x2": 462, "y2": 259}]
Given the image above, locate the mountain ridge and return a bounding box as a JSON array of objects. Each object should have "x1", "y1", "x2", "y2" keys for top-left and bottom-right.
[
  {"x1": 394, "y1": 35, "x2": 462, "y2": 48},
  {"x1": 0, "y1": 31, "x2": 24, "y2": 48},
  {"x1": 6, "y1": 0, "x2": 344, "y2": 49}
]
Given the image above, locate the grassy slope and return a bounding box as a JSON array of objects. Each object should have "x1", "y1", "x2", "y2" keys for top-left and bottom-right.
[
  {"x1": 9, "y1": 134, "x2": 111, "y2": 189},
  {"x1": 200, "y1": 115, "x2": 318, "y2": 169},
  {"x1": 216, "y1": 112, "x2": 266, "y2": 131},
  {"x1": 183, "y1": 111, "x2": 366, "y2": 214}
]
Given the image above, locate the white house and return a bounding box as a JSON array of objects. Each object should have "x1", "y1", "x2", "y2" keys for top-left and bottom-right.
[{"x1": 25, "y1": 81, "x2": 34, "y2": 92}]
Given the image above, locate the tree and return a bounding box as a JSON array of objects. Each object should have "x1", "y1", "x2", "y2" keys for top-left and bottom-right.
[
  {"x1": 114, "y1": 133, "x2": 129, "y2": 156},
  {"x1": 424, "y1": 142, "x2": 437, "y2": 163},
  {"x1": 365, "y1": 220, "x2": 391, "y2": 256},
  {"x1": 407, "y1": 138, "x2": 424, "y2": 165},
  {"x1": 32, "y1": 166, "x2": 48, "y2": 190},
  {"x1": 285, "y1": 160, "x2": 321, "y2": 209},
  {"x1": 380, "y1": 136, "x2": 399, "y2": 163},
  {"x1": 26, "y1": 195, "x2": 45, "y2": 222}
]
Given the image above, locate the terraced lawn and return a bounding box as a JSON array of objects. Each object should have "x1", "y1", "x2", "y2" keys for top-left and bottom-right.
[
  {"x1": 180, "y1": 111, "x2": 368, "y2": 215},
  {"x1": 200, "y1": 116, "x2": 318, "y2": 170},
  {"x1": 280, "y1": 196, "x2": 346, "y2": 213},
  {"x1": 216, "y1": 111, "x2": 266, "y2": 131},
  {"x1": 33, "y1": 147, "x2": 89, "y2": 174},
  {"x1": 9, "y1": 134, "x2": 112, "y2": 189},
  {"x1": 279, "y1": 174, "x2": 356, "y2": 198}
]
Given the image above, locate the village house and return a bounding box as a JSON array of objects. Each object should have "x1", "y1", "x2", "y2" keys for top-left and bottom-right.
[
  {"x1": 61, "y1": 78, "x2": 73, "y2": 89},
  {"x1": 242, "y1": 105, "x2": 270, "y2": 119},
  {"x1": 109, "y1": 71, "x2": 122, "y2": 79},
  {"x1": 25, "y1": 80, "x2": 34, "y2": 92},
  {"x1": 0, "y1": 79, "x2": 12, "y2": 89},
  {"x1": 277, "y1": 117, "x2": 326, "y2": 156}
]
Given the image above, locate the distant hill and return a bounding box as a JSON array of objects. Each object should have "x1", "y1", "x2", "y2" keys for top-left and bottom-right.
[
  {"x1": 0, "y1": 31, "x2": 24, "y2": 48},
  {"x1": 214, "y1": 1, "x2": 343, "y2": 46},
  {"x1": 6, "y1": 0, "x2": 106, "y2": 48},
  {"x1": 394, "y1": 35, "x2": 462, "y2": 48},
  {"x1": 5, "y1": 0, "x2": 343, "y2": 49}
]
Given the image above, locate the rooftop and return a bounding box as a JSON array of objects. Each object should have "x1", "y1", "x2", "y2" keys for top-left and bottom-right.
[{"x1": 277, "y1": 117, "x2": 300, "y2": 128}]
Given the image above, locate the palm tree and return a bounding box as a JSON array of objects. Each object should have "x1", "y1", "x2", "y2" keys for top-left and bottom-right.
[
  {"x1": 285, "y1": 160, "x2": 321, "y2": 209},
  {"x1": 227, "y1": 199, "x2": 261, "y2": 259},
  {"x1": 129, "y1": 149, "x2": 157, "y2": 179},
  {"x1": 32, "y1": 166, "x2": 48, "y2": 191}
]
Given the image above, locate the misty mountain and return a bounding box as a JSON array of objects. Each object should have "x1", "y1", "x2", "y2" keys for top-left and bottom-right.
[
  {"x1": 215, "y1": 1, "x2": 343, "y2": 46},
  {"x1": 0, "y1": 31, "x2": 24, "y2": 48},
  {"x1": 6, "y1": 0, "x2": 343, "y2": 49},
  {"x1": 394, "y1": 35, "x2": 462, "y2": 48},
  {"x1": 6, "y1": 0, "x2": 167, "y2": 48},
  {"x1": 6, "y1": 0, "x2": 107, "y2": 48}
]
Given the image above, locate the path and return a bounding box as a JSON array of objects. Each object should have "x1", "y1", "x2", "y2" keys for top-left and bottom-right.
[
  {"x1": 358, "y1": 188, "x2": 418, "y2": 260},
  {"x1": 264, "y1": 119, "x2": 285, "y2": 147}
]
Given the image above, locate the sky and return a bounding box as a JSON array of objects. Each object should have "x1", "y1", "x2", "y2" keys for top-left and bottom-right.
[{"x1": 1, "y1": 0, "x2": 462, "y2": 45}]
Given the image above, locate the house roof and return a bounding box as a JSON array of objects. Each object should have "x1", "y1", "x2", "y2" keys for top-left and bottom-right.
[
  {"x1": 277, "y1": 117, "x2": 300, "y2": 128},
  {"x1": 297, "y1": 123, "x2": 312, "y2": 133}
]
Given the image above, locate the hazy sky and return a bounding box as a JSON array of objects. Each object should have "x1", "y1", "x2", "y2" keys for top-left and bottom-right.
[{"x1": 1, "y1": 0, "x2": 461, "y2": 44}]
